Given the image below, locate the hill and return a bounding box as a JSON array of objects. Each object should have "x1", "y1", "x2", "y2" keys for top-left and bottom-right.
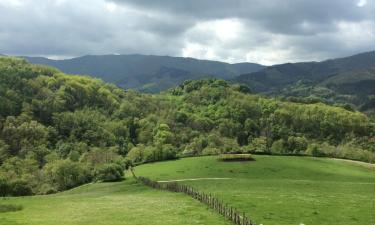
[
  {"x1": 0, "y1": 57, "x2": 373, "y2": 197},
  {"x1": 2, "y1": 156, "x2": 374, "y2": 225},
  {"x1": 136, "y1": 155, "x2": 375, "y2": 225},
  {"x1": 0, "y1": 178, "x2": 227, "y2": 225},
  {"x1": 233, "y1": 51, "x2": 375, "y2": 112},
  {"x1": 21, "y1": 54, "x2": 264, "y2": 92}
]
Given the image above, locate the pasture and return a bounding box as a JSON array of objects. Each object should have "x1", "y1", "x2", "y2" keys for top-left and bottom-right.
[
  {"x1": 0, "y1": 179, "x2": 227, "y2": 225},
  {"x1": 136, "y1": 155, "x2": 375, "y2": 225},
  {"x1": 1, "y1": 155, "x2": 374, "y2": 225}
]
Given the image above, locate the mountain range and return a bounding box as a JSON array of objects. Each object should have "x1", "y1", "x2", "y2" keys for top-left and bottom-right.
[
  {"x1": 22, "y1": 54, "x2": 264, "y2": 92},
  {"x1": 234, "y1": 51, "x2": 375, "y2": 112}
]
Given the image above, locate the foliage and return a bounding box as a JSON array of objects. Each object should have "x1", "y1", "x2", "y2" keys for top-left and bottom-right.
[
  {"x1": 218, "y1": 154, "x2": 254, "y2": 161},
  {"x1": 43, "y1": 160, "x2": 91, "y2": 191},
  {"x1": 94, "y1": 163, "x2": 124, "y2": 182}
]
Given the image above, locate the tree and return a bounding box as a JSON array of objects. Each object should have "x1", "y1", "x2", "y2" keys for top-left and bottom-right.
[
  {"x1": 271, "y1": 139, "x2": 285, "y2": 155},
  {"x1": 94, "y1": 163, "x2": 124, "y2": 182},
  {"x1": 286, "y1": 136, "x2": 308, "y2": 154},
  {"x1": 153, "y1": 123, "x2": 174, "y2": 146},
  {"x1": 0, "y1": 178, "x2": 9, "y2": 197},
  {"x1": 43, "y1": 160, "x2": 91, "y2": 191},
  {"x1": 0, "y1": 140, "x2": 10, "y2": 165}
]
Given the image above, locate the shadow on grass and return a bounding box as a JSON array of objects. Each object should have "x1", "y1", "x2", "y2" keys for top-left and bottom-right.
[{"x1": 0, "y1": 204, "x2": 23, "y2": 213}]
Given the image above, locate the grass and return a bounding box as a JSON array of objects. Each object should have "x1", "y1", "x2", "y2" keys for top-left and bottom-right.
[
  {"x1": 0, "y1": 179, "x2": 227, "y2": 225},
  {"x1": 136, "y1": 155, "x2": 375, "y2": 225}
]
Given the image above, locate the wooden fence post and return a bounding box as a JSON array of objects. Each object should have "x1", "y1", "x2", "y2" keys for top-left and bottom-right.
[{"x1": 136, "y1": 176, "x2": 256, "y2": 225}]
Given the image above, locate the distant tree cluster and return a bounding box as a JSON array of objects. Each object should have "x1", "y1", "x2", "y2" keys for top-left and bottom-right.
[{"x1": 0, "y1": 57, "x2": 374, "y2": 196}]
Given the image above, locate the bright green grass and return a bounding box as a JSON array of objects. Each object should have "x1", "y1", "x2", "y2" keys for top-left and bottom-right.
[
  {"x1": 0, "y1": 179, "x2": 227, "y2": 225},
  {"x1": 136, "y1": 155, "x2": 375, "y2": 225}
]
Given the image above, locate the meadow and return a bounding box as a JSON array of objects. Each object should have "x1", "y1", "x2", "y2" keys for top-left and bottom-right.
[
  {"x1": 0, "y1": 179, "x2": 227, "y2": 225},
  {"x1": 136, "y1": 155, "x2": 375, "y2": 225},
  {"x1": 1, "y1": 155, "x2": 374, "y2": 225}
]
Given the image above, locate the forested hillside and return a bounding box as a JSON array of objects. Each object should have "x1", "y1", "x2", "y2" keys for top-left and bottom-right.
[
  {"x1": 22, "y1": 54, "x2": 264, "y2": 93},
  {"x1": 233, "y1": 51, "x2": 375, "y2": 113},
  {"x1": 0, "y1": 57, "x2": 374, "y2": 196}
]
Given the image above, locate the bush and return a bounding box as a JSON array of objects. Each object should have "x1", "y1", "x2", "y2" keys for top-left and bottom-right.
[
  {"x1": 202, "y1": 147, "x2": 220, "y2": 155},
  {"x1": 126, "y1": 145, "x2": 145, "y2": 163},
  {"x1": 218, "y1": 154, "x2": 254, "y2": 161},
  {"x1": 286, "y1": 136, "x2": 308, "y2": 154},
  {"x1": 8, "y1": 180, "x2": 33, "y2": 196},
  {"x1": 247, "y1": 137, "x2": 267, "y2": 153},
  {"x1": 270, "y1": 139, "x2": 285, "y2": 154},
  {"x1": 44, "y1": 160, "x2": 92, "y2": 191},
  {"x1": 94, "y1": 163, "x2": 124, "y2": 182},
  {"x1": 160, "y1": 144, "x2": 177, "y2": 160},
  {"x1": 307, "y1": 144, "x2": 326, "y2": 157},
  {"x1": 38, "y1": 183, "x2": 57, "y2": 195}
]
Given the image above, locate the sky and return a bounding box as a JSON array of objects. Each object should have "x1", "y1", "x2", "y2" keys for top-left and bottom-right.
[{"x1": 0, "y1": 0, "x2": 374, "y2": 65}]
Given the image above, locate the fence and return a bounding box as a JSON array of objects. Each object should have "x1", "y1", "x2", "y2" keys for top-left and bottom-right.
[{"x1": 137, "y1": 176, "x2": 256, "y2": 225}]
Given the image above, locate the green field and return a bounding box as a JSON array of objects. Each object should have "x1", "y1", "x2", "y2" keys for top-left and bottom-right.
[
  {"x1": 136, "y1": 155, "x2": 375, "y2": 225},
  {"x1": 1, "y1": 155, "x2": 374, "y2": 225},
  {"x1": 0, "y1": 179, "x2": 227, "y2": 225}
]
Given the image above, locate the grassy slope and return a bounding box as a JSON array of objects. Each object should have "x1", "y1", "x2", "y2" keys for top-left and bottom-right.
[
  {"x1": 0, "y1": 179, "x2": 227, "y2": 225},
  {"x1": 136, "y1": 156, "x2": 375, "y2": 225}
]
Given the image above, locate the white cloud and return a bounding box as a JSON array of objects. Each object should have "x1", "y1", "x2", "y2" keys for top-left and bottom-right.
[
  {"x1": 357, "y1": 0, "x2": 367, "y2": 7},
  {"x1": 105, "y1": 2, "x2": 117, "y2": 12},
  {"x1": 182, "y1": 43, "x2": 217, "y2": 60},
  {"x1": 0, "y1": 0, "x2": 23, "y2": 7}
]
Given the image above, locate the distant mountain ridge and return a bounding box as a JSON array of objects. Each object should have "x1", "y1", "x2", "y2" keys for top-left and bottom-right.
[
  {"x1": 233, "y1": 50, "x2": 375, "y2": 113},
  {"x1": 234, "y1": 51, "x2": 375, "y2": 91},
  {"x1": 21, "y1": 54, "x2": 264, "y2": 92}
]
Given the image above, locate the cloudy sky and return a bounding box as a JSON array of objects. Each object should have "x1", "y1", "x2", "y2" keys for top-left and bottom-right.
[{"x1": 0, "y1": 0, "x2": 374, "y2": 65}]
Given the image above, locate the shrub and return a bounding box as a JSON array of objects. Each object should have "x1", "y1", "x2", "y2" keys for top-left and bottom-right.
[
  {"x1": 38, "y1": 183, "x2": 57, "y2": 195},
  {"x1": 247, "y1": 137, "x2": 267, "y2": 153},
  {"x1": 126, "y1": 145, "x2": 145, "y2": 163},
  {"x1": 286, "y1": 136, "x2": 308, "y2": 154},
  {"x1": 218, "y1": 154, "x2": 254, "y2": 161},
  {"x1": 94, "y1": 163, "x2": 124, "y2": 182},
  {"x1": 160, "y1": 144, "x2": 177, "y2": 160},
  {"x1": 44, "y1": 160, "x2": 92, "y2": 191},
  {"x1": 307, "y1": 144, "x2": 325, "y2": 157},
  {"x1": 202, "y1": 147, "x2": 220, "y2": 155},
  {"x1": 9, "y1": 180, "x2": 33, "y2": 196},
  {"x1": 270, "y1": 139, "x2": 285, "y2": 154}
]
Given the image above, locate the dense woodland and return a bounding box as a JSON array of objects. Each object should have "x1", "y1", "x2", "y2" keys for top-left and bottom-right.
[{"x1": 0, "y1": 57, "x2": 374, "y2": 196}]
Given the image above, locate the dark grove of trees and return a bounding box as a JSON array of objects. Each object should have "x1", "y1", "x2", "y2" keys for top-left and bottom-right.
[{"x1": 0, "y1": 57, "x2": 374, "y2": 196}]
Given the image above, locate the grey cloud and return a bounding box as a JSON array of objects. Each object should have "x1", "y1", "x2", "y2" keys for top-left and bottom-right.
[
  {"x1": 110, "y1": 0, "x2": 370, "y2": 35},
  {"x1": 0, "y1": 0, "x2": 374, "y2": 64}
]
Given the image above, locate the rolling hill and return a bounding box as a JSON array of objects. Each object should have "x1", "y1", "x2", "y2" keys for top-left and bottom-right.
[
  {"x1": 136, "y1": 155, "x2": 375, "y2": 225},
  {"x1": 21, "y1": 54, "x2": 264, "y2": 93},
  {"x1": 1, "y1": 155, "x2": 374, "y2": 225},
  {"x1": 233, "y1": 51, "x2": 375, "y2": 112}
]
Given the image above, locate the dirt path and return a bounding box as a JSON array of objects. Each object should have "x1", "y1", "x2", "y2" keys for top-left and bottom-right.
[
  {"x1": 157, "y1": 178, "x2": 232, "y2": 183},
  {"x1": 331, "y1": 158, "x2": 375, "y2": 168}
]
